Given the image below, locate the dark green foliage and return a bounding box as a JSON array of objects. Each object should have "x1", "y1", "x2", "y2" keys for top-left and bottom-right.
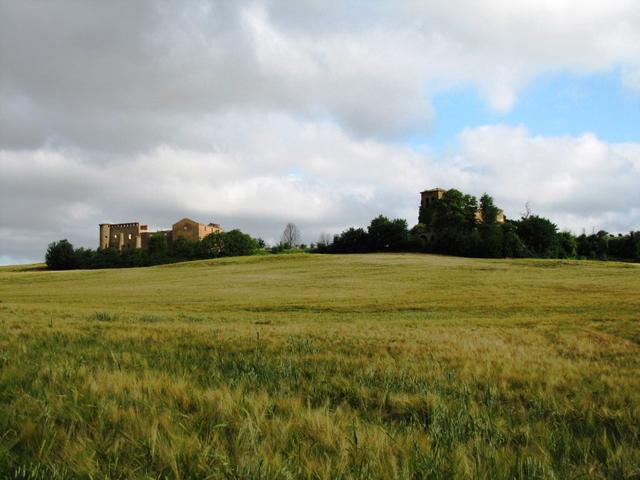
[
  {"x1": 367, "y1": 215, "x2": 409, "y2": 251},
  {"x1": 557, "y1": 231, "x2": 577, "y2": 259},
  {"x1": 45, "y1": 240, "x2": 77, "y2": 270},
  {"x1": 577, "y1": 230, "x2": 640, "y2": 261},
  {"x1": 220, "y1": 229, "x2": 258, "y2": 257},
  {"x1": 475, "y1": 194, "x2": 503, "y2": 257},
  {"x1": 501, "y1": 222, "x2": 527, "y2": 258},
  {"x1": 428, "y1": 190, "x2": 479, "y2": 255},
  {"x1": 91, "y1": 247, "x2": 123, "y2": 268},
  {"x1": 418, "y1": 201, "x2": 433, "y2": 226},
  {"x1": 200, "y1": 232, "x2": 225, "y2": 258},
  {"x1": 331, "y1": 228, "x2": 370, "y2": 253},
  {"x1": 44, "y1": 228, "x2": 261, "y2": 270},
  {"x1": 147, "y1": 233, "x2": 168, "y2": 255},
  {"x1": 172, "y1": 236, "x2": 198, "y2": 259},
  {"x1": 611, "y1": 231, "x2": 640, "y2": 260},
  {"x1": 479, "y1": 193, "x2": 499, "y2": 225},
  {"x1": 577, "y1": 231, "x2": 608, "y2": 259},
  {"x1": 478, "y1": 222, "x2": 504, "y2": 258},
  {"x1": 269, "y1": 243, "x2": 289, "y2": 254},
  {"x1": 515, "y1": 215, "x2": 559, "y2": 258},
  {"x1": 407, "y1": 224, "x2": 428, "y2": 252},
  {"x1": 322, "y1": 189, "x2": 637, "y2": 262}
]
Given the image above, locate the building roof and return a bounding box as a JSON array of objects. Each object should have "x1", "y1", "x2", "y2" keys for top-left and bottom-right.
[
  {"x1": 420, "y1": 187, "x2": 448, "y2": 194},
  {"x1": 172, "y1": 217, "x2": 199, "y2": 227}
]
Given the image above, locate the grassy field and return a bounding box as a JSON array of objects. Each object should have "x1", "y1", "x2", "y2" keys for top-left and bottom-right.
[{"x1": 0, "y1": 253, "x2": 638, "y2": 479}]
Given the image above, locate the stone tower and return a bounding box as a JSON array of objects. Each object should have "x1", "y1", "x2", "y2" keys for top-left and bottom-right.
[{"x1": 99, "y1": 224, "x2": 111, "y2": 249}]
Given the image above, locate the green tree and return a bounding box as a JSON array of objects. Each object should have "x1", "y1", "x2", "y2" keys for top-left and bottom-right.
[
  {"x1": 477, "y1": 194, "x2": 503, "y2": 257},
  {"x1": 222, "y1": 230, "x2": 258, "y2": 257},
  {"x1": 331, "y1": 227, "x2": 370, "y2": 253},
  {"x1": 501, "y1": 222, "x2": 527, "y2": 258},
  {"x1": 429, "y1": 189, "x2": 478, "y2": 254},
  {"x1": 45, "y1": 239, "x2": 77, "y2": 270},
  {"x1": 557, "y1": 231, "x2": 577, "y2": 259},
  {"x1": 171, "y1": 236, "x2": 197, "y2": 259},
  {"x1": 515, "y1": 215, "x2": 559, "y2": 258},
  {"x1": 479, "y1": 193, "x2": 499, "y2": 224},
  {"x1": 200, "y1": 232, "x2": 225, "y2": 258},
  {"x1": 147, "y1": 233, "x2": 168, "y2": 255},
  {"x1": 367, "y1": 215, "x2": 408, "y2": 251}
]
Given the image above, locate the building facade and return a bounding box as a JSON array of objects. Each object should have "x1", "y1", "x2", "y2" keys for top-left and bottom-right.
[{"x1": 99, "y1": 218, "x2": 223, "y2": 250}]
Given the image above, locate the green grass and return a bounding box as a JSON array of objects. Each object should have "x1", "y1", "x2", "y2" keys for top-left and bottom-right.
[{"x1": 0, "y1": 253, "x2": 638, "y2": 479}]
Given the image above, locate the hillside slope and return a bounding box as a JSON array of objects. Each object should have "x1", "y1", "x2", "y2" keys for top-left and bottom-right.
[{"x1": 0, "y1": 253, "x2": 638, "y2": 478}]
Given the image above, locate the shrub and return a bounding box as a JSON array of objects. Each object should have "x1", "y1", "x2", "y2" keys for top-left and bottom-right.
[
  {"x1": 92, "y1": 311, "x2": 119, "y2": 322},
  {"x1": 45, "y1": 240, "x2": 77, "y2": 270},
  {"x1": 222, "y1": 230, "x2": 258, "y2": 257}
]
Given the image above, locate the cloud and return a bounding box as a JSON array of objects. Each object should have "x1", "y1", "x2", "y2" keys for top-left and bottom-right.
[
  {"x1": 451, "y1": 125, "x2": 640, "y2": 232},
  {"x1": 0, "y1": 112, "x2": 432, "y2": 261},
  {"x1": 1, "y1": 1, "x2": 639, "y2": 263},
  {"x1": 1, "y1": 0, "x2": 639, "y2": 150},
  {"x1": 2, "y1": 116, "x2": 639, "y2": 263}
]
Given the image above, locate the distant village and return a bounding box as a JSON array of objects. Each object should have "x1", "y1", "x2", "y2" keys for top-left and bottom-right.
[
  {"x1": 100, "y1": 218, "x2": 223, "y2": 251},
  {"x1": 43, "y1": 186, "x2": 639, "y2": 270}
]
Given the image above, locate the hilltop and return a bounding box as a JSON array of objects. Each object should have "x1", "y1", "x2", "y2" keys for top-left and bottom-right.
[{"x1": 0, "y1": 253, "x2": 638, "y2": 478}]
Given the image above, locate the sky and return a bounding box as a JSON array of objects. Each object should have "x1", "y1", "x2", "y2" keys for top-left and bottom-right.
[{"x1": 1, "y1": 0, "x2": 639, "y2": 264}]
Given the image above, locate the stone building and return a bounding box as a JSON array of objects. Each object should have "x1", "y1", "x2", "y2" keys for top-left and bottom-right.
[
  {"x1": 420, "y1": 188, "x2": 505, "y2": 223},
  {"x1": 420, "y1": 188, "x2": 448, "y2": 208},
  {"x1": 99, "y1": 218, "x2": 223, "y2": 250}
]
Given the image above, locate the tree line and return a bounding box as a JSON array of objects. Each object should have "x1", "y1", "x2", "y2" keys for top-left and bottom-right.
[
  {"x1": 316, "y1": 189, "x2": 640, "y2": 261},
  {"x1": 45, "y1": 191, "x2": 639, "y2": 269},
  {"x1": 45, "y1": 229, "x2": 261, "y2": 270}
]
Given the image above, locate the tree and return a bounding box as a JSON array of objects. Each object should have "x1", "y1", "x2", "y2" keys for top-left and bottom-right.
[
  {"x1": 221, "y1": 230, "x2": 258, "y2": 257},
  {"x1": 171, "y1": 236, "x2": 197, "y2": 259},
  {"x1": 557, "y1": 231, "x2": 577, "y2": 259},
  {"x1": 576, "y1": 230, "x2": 610, "y2": 259},
  {"x1": 92, "y1": 247, "x2": 121, "y2": 268},
  {"x1": 501, "y1": 222, "x2": 527, "y2": 258},
  {"x1": 73, "y1": 247, "x2": 96, "y2": 269},
  {"x1": 476, "y1": 194, "x2": 503, "y2": 257},
  {"x1": 45, "y1": 239, "x2": 77, "y2": 270},
  {"x1": 368, "y1": 215, "x2": 408, "y2": 251},
  {"x1": 200, "y1": 232, "x2": 225, "y2": 258},
  {"x1": 147, "y1": 233, "x2": 168, "y2": 255},
  {"x1": 479, "y1": 194, "x2": 499, "y2": 225},
  {"x1": 429, "y1": 189, "x2": 478, "y2": 255},
  {"x1": 317, "y1": 233, "x2": 332, "y2": 248},
  {"x1": 281, "y1": 223, "x2": 300, "y2": 248},
  {"x1": 331, "y1": 227, "x2": 370, "y2": 253},
  {"x1": 515, "y1": 215, "x2": 559, "y2": 258}
]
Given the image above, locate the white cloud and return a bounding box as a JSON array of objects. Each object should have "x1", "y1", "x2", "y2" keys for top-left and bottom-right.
[
  {"x1": 1, "y1": 0, "x2": 639, "y2": 149},
  {"x1": 452, "y1": 125, "x2": 640, "y2": 232},
  {"x1": 1, "y1": 1, "x2": 640, "y2": 263},
  {"x1": 2, "y1": 116, "x2": 639, "y2": 263}
]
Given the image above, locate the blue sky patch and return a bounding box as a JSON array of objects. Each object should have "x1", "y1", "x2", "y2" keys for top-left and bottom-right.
[{"x1": 422, "y1": 69, "x2": 640, "y2": 151}]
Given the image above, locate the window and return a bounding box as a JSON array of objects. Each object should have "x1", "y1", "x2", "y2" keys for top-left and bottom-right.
[{"x1": 128, "y1": 233, "x2": 132, "y2": 240}]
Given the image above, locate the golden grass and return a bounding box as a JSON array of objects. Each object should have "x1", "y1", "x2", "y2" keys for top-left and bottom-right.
[{"x1": 0, "y1": 253, "x2": 638, "y2": 479}]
